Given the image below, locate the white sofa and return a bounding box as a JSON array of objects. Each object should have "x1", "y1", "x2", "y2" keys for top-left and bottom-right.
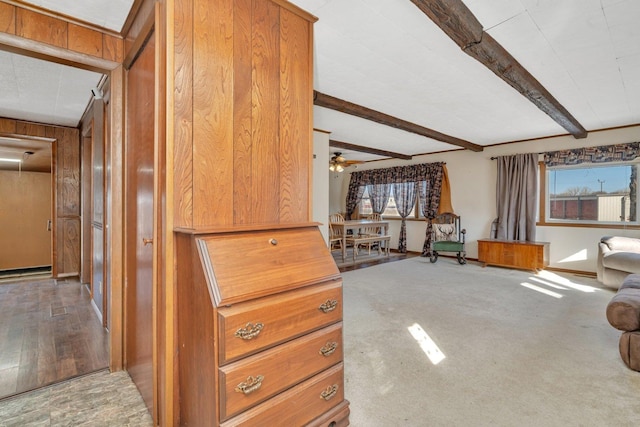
[{"x1": 597, "y1": 236, "x2": 640, "y2": 289}]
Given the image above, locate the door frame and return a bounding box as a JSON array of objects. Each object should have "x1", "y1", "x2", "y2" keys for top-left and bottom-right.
[{"x1": 0, "y1": 35, "x2": 126, "y2": 372}]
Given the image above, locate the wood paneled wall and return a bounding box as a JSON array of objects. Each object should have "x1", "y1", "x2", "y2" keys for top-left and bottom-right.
[
  {"x1": 173, "y1": 0, "x2": 316, "y2": 229},
  {"x1": 0, "y1": 2, "x2": 123, "y2": 63},
  {"x1": 0, "y1": 118, "x2": 80, "y2": 277}
]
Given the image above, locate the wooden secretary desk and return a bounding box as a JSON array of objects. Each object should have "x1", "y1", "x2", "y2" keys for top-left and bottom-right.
[{"x1": 172, "y1": 0, "x2": 349, "y2": 425}]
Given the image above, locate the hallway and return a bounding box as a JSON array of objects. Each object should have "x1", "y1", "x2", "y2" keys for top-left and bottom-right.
[{"x1": 0, "y1": 277, "x2": 108, "y2": 400}]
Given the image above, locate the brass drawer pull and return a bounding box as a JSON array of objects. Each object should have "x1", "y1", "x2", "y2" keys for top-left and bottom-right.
[
  {"x1": 320, "y1": 384, "x2": 339, "y2": 401},
  {"x1": 235, "y1": 375, "x2": 264, "y2": 395},
  {"x1": 319, "y1": 341, "x2": 338, "y2": 357},
  {"x1": 318, "y1": 299, "x2": 338, "y2": 313},
  {"x1": 235, "y1": 322, "x2": 264, "y2": 340}
]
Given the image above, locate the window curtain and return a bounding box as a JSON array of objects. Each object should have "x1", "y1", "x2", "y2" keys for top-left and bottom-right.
[
  {"x1": 345, "y1": 181, "x2": 365, "y2": 220},
  {"x1": 495, "y1": 153, "x2": 538, "y2": 241},
  {"x1": 420, "y1": 165, "x2": 445, "y2": 256},
  {"x1": 368, "y1": 183, "x2": 391, "y2": 214},
  {"x1": 393, "y1": 182, "x2": 417, "y2": 253},
  {"x1": 346, "y1": 162, "x2": 447, "y2": 255},
  {"x1": 544, "y1": 142, "x2": 640, "y2": 224},
  {"x1": 544, "y1": 142, "x2": 640, "y2": 167}
]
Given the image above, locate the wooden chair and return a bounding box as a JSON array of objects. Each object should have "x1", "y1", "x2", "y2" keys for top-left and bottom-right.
[
  {"x1": 329, "y1": 213, "x2": 353, "y2": 254},
  {"x1": 429, "y1": 212, "x2": 466, "y2": 264},
  {"x1": 328, "y1": 222, "x2": 343, "y2": 252}
]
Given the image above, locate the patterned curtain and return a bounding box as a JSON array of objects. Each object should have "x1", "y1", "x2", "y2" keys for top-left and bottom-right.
[
  {"x1": 345, "y1": 180, "x2": 365, "y2": 220},
  {"x1": 420, "y1": 164, "x2": 445, "y2": 256},
  {"x1": 392, "y1": 182, "x2": 417, "y2": 253},
  {"x1": 544, "y1": 142, "x2": 640, "y2": 166},
  {"x1": 346, "y1": 162, "x2": 446, "y2": 254},
  {"x1": 368, "y1": 184, "x2": 391, "y2": 214}
]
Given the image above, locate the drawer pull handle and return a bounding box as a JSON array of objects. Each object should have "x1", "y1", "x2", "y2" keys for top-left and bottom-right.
[
  {"x1": 318, "y1": 299, "x2": 338, "y2": 313},
  {"x1": 319, "y1": 341, "x2": 338, "y2": 357},
  {"x1": 320, "y1": 384, "x2": 339, "y2": 401},
  {"x1": 235, "y1": 375, "x2": 264, "y2": 395},
  {"x1": 235, "y1": 322, "x2": 264, "y2": 340},
  {"x1": 269, "y1": 238, "x2": 278, "y2": 245}
]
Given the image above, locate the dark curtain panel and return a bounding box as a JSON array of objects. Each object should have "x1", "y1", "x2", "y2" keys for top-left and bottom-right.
[
  {"x1": 345, "y1": 181, "x2": 365, "y2": 220},
  {"x1": 346, "y1": 162, "x2": 446, "y2": 253},
  {"x1": 495, "y1": 153, "x2": 538, "y2": 241},
  {"x1": 393, "y1": 182, "x2": 417, "y2": 253},
  {"x1": 420, "y1": 165, "x2": 445, "y2": 256},
  {"x1": 368, "y1": 184, "x2": 391, "y2": 214}
]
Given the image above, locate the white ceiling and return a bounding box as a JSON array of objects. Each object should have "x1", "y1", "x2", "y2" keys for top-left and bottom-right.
[{"x1": 0, "y1": 0, "x2": 639, "y2": 167}]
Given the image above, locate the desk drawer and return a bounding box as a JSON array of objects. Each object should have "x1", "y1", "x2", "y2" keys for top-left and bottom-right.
[
  {"x1": 219, "y1": 323, "x2": 343, "y2": 420},
  {"x1": 221, "y1": 363, "x2": 344, "y2": 427},
  {"x1": 218, "y1": 281, "x2": 342, "y2": 363}
]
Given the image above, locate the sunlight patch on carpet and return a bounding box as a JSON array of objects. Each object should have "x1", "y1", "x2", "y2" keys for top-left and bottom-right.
[
  {"x1": 408, "y1": 323, "x2": 445, "y2": 365},
  {"x1": 520, "y1": 282, "x2": 563, "y2": 298},
  {"x1": 536, "y1": 270, "x2": 599, "y2": 293}
]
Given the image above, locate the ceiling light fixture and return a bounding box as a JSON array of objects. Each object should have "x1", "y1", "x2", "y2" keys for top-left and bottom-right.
[{"x1": 329, "y1": 163, "x2": 344, "y2": 172}]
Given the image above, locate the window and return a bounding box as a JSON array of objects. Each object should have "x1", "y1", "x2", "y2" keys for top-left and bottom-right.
[
  {"x1": 359, "y1": 187, "x2": 417, "y2": 218},
  {"x1": 543, "y1": 162, "x2": 638, "y2": 225}
]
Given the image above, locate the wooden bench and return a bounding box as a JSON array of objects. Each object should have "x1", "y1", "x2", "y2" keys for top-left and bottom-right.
[{"x1": 351, "y1": 234, "x2": 391, "y2": 261}]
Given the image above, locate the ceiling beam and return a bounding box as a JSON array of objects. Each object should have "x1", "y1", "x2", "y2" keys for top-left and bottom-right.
[
  {"x1": 329, "y1": 140, "x2": 413, "y2": 160},
  {"x1": 410, "y1": 0, "x2": 588, "y2": 139},
  {"x1": 314, "y1": 91, "x2": 483, "y2": 152}
]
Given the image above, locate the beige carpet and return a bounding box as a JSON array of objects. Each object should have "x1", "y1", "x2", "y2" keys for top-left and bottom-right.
[{"x1": 342, "y1": 257, "x2": 640, "y2": 427}]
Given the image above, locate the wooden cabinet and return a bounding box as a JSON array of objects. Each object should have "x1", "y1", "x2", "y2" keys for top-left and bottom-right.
[
  {"x1": 478, "y1": 239, "x2": 550, "y2": 271},
  {"x1": 177, "y1": 226, "x2": 350, "y2": 426}
]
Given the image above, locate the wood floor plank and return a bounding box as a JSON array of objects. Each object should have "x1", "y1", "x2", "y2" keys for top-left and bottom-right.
[{"x1": 0, "y1": 277, "x2": 108, "y2": 400}]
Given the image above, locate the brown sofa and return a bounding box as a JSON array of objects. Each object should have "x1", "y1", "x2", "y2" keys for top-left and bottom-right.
[
  {"x1": 597, "y1": 236, "x2": 640, "y2": 289},
  {"x1": 606, "y1": 274, "x2": 640, "y2": 372}
]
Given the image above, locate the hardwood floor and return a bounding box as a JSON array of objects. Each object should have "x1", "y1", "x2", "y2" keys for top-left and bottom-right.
[
  {"x1": 332, "y1": 249, "x2": 420, "y2": 272},
  {"x1": 0, "y1": 277, "x2": 108, "y2": 400}
]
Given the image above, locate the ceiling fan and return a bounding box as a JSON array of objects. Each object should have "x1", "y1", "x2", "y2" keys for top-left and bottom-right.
[{"x1": 329, "y1": 152, "x2": 363, "y2": 172}]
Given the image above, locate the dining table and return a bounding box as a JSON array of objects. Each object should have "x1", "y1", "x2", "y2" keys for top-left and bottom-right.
[{"x1": 330, "y1": 219, "x2": 390, "y2": 262}]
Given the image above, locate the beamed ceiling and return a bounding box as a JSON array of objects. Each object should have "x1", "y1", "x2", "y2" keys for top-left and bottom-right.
[{"x1": 0, "y1": 0, "x2": 639, "y2": 170}]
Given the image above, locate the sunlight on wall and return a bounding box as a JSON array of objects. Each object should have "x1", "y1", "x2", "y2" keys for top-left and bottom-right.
[
  {"x1": 558, "y1": 249, "x2": 588, "y2": 263},
  {"x1": 408, "y1": 323, "x2": 445, "y2": 365},
  {"x1": 520, "y1": 282, "x2": 564, "y2": 298}
]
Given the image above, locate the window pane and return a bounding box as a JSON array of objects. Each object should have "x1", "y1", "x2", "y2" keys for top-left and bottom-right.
[{"x1": 547, "y1": 164, "x2": 637, "y2": 223}]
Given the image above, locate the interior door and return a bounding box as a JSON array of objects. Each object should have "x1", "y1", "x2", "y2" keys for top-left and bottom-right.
[{"x1": 125, "y1": 31, "x2": 155, "y2": 413}]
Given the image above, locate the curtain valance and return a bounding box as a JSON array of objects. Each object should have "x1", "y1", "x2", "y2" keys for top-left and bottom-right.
[
  {"x1": 348, "y1": 162, "x2": 446, "y2": 186},
  {"x1": 544, "y1": 142, "x2": 640, "y2": 167}
]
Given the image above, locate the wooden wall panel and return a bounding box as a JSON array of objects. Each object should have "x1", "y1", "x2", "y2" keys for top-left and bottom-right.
[
  {"x1": 16, "y1": 8, "x2": 67, "y2": 49},
  {"x1": 192, "y1": 0, "x2": 234, "y2": 227},
  {"x1": 232, "y1": 0, "x2": 253, "y2": 226},
  {"x1": 60, "y1": 218, "x2": 80, "y2": 274},
  {"x1": 50, "y1": 126, "x2": 80, "y2": 217},
  {"x1": 251, "y1": 0, "x2": 281, "y2": 224},
  {"x1": 173, "y1": 0, "x2": 194, "y2": 229},
  {"x1": 279, "y1": 9, "x2": 311, "y2": 223},
  {"x1": 103, "y1": 34, "x2": 124, "y2": 63},
  {"x1": 174, "y1": 0, "x2": 315, "y2": 229},
  {"x1": 0, "y1": 117, "x2": 17, "y2": 132},
  {"x1": 1, "y1": 2, "x2": 123, "y2": 63},
  {"x1": 0, "y1": 2, "x2": 15, "y2": 33},
  {"x1": 68, "y1": 23, "x2": 103, "y2": 57}
]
